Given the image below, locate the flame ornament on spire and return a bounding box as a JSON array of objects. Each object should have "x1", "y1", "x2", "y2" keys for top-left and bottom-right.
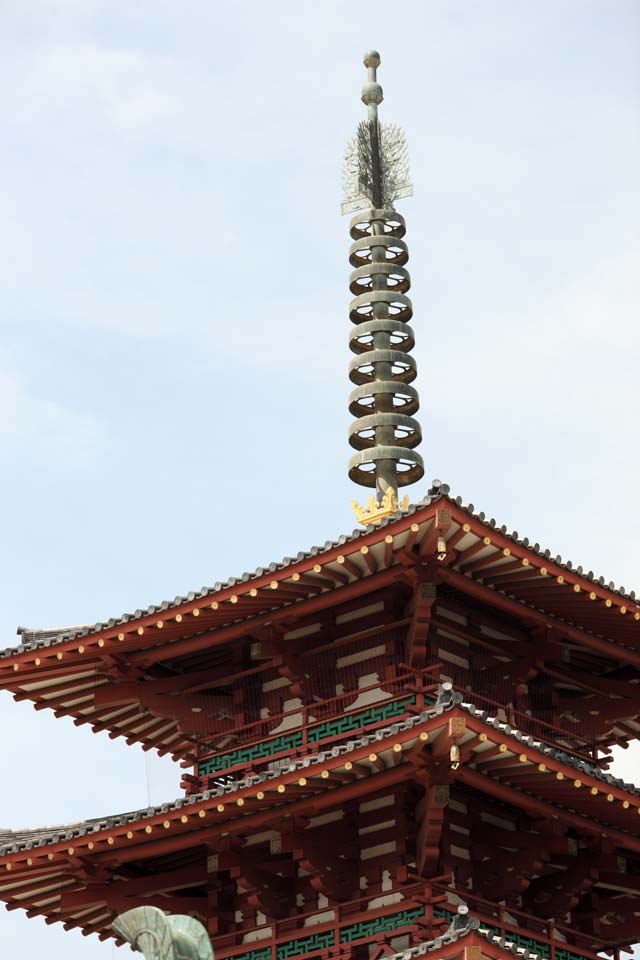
[{"x1": 344, "y1": 51, "x2": 424, "y2": 525}]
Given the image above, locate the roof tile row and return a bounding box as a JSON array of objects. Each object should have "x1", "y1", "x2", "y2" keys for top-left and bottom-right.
[
  {"x1": 4, "y1": 481, "x2": 638, "y2": 660},
  {"x1": 1, "y1": 694, "x2": 638, "y2": 859}
]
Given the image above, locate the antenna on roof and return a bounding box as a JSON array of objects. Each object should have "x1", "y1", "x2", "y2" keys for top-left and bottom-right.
[{"x1": 343, "y1": 51, "x2": 424, "y2": 527}]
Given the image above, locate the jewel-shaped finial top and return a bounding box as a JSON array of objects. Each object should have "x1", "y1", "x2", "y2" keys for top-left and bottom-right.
[{"x1": 342, "y1": 51, "x2": 412, "y2": 216}]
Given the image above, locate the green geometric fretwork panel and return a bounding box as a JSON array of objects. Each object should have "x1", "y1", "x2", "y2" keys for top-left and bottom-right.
[
  {"x1": 507, "y1": 933, "x2": 550, "y2": 958},
  {"x1": 277, "y1": 930, "x2": 336, "y2": 959},
  {"x1": 340, "y1": 906, "x2": 424, "y2": 943},
  {"x1": 199, "y1": 731, "x2": 303, "y2": 776},
  {"x1": 308, "y1": 695, "x2": 417, "y2": 744},
  {"x1": 222, "y1": 909, "x2": 579, "y2": 960},
  {"x1": 199, "y1": 694, "x2": 418, "y2": 775},
  {"x1": 225, "y1": 948, "x2": 272, "y2": 960}
]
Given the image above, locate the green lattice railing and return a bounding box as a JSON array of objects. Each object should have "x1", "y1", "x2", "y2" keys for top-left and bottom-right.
[
  {"x1": 307, "y1": 696, "x2": 416, "y2": 744},
  {"x1": 277, "y1": 930, "x2": 335, "y2": 959},
  {"x1": 199, "y1": 731, "x2": 303, "y2": 777},
  {"x1": 556, "y1": 950, "x2": 587, "y2": 960},
  {"x1": 339, "y1": 906, "x2": 423, "y2": 943},
  {"x1": 199, "y1": 694, "x2": 417, "y2": 777},
  {"x1": 225, "y1": 904, "x2": 425, "y2": 960},
  {"x1": 223, "y1": 904, "x2": 594, "y2": 960},
  {"x1": 226, "y1": 949, "x2": 271, "y2": 960}
]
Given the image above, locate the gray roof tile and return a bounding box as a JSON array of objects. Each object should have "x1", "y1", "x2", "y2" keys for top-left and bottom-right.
[
  {"x1": 379, "y1": 910, "x2": 547, "y2": 960},
  {"x1": 3, "y1": 480, "x2": 639, "y2": 660},
  {"x1": 1, "y1": 695, "x2": 637, "y2": 859}
]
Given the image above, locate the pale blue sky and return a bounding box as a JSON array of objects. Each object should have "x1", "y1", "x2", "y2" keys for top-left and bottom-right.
[{"x1": 0, "y1": 2, "x2": 639, "y2": 957}]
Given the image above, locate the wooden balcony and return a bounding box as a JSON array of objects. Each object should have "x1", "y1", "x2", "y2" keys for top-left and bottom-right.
[{"x1": 210, "y1": 878, "x2": 621, "y2": 960}]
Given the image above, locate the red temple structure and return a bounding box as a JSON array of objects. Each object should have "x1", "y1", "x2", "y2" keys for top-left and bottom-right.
[
  {"x1": 1, "y1": 49, "x2": 639, "y2": 960},
  {"x1": 1, "y1": 488, "x2": 640, "y2": 959}
]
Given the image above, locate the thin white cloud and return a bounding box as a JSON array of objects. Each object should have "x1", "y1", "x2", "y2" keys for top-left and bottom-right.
[{"x1": 0, "y1": 5, "x2": 637, "y2": 959}]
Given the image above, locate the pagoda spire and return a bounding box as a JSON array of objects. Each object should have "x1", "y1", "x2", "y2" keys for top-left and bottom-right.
[{"x1": 343, "y1": 51, "x2": 424, "y2": 527}]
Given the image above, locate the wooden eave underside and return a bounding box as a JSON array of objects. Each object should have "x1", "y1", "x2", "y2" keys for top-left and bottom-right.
[
  {"x1": 1, "y1": 706, "x2": 639, "y2": 942},
  {"x1": 1, "y1": 500, "x2": 639, "y2": 759}
]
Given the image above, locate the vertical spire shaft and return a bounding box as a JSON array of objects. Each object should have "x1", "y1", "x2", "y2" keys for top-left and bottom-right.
[
  {"x1": 344, "y1": 52, "x2": 424, "y2": 525},
  {"x1": 362, "y1": 51, "x2": 384, "y2": 208}
]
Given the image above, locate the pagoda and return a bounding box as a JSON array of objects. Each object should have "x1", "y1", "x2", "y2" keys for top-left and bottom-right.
[{"x1": 1, "y1": 50, "x2": 639, "y2": 960}]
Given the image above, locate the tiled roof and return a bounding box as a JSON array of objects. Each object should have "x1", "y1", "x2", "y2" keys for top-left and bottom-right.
[
  {"x1": 457, "y1": 694, "x2": 640, "y2": 796},
  {"x1": 0, "y1": 701, "x2": 443, "y2": 857},
  {"x1": 385, "y1": 910, "x2": 546, "y2": 960},
  {"x1": 3, "y1": 480, "x2": 639, "y2": 660},
  {"x1": 384, "y1": 913, "x2": 478, "y2": 957},
  {"x1": 3, "y1": 490, "x2": 442, "y2": 657},
  {"x1": 1, "y1": 693, "x2": 638, "y2": 860}
]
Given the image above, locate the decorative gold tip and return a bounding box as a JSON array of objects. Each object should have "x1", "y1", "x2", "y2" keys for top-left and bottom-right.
[{"x1": 352, "y1": 488, "x2": 410, "y2": 526}]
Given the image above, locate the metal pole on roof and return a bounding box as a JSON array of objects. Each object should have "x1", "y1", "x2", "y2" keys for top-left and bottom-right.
[{"x1": 343, "y1": 51, "x2": 424, "y2": 527}]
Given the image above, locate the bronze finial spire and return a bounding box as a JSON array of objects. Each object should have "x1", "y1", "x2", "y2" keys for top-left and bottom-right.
[{"x1": 343, "y1": 51, "x2": 424, "y2": 526}]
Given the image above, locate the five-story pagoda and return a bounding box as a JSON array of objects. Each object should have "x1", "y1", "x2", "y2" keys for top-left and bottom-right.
[{"x1": 1, "y1": 51, "x2": 639, "y2": 960}]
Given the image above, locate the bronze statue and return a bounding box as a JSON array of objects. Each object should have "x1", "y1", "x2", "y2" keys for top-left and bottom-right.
[{"x1": 113, "y1": 906, "x2": 214, "y2": 960}]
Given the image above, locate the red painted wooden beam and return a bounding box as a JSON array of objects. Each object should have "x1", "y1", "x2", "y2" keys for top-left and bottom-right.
[
  {"x1": 437, "y1": 566, "x2": 640, "y2": 669},
  {"x1": 133, "y1": 567, "x2": 403, "y2": 666},
  {"x1": 457, "y1": 767, "x2": 640, "y2": 854}
]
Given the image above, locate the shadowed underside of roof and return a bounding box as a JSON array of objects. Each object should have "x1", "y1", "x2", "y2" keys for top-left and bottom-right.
[
  {"x1": 1, "y1": 482, "x2": 639, "y2": 761},
  {"x1": 0, "y1": 699, "x2": 638, "y2": 950},
  {"x1": 1, "y1": 697, "x2": 638, "y2": 860},
  {"x1": 4, "y1": 481, "x2": 639, "y2": 658}
]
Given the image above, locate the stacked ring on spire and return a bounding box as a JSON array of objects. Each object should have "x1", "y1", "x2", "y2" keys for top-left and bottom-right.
[{"x1": 347, "y1": 209, "x2": 424, "y2": 489}]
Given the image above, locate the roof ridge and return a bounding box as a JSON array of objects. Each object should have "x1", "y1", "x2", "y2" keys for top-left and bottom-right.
[
  {"x1": 3, "y1": 478, "x2": 639, "y2": 660},
  {"x1": 2, "y1": 695, "x2": 639, "y2": 859}
]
